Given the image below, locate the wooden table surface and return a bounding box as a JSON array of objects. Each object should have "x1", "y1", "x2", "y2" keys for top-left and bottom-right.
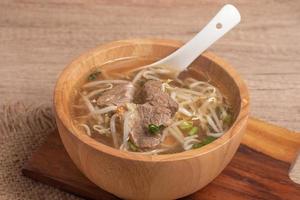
[{"x1": 0, "y1": 0, "x2": 299, "y2": 132}]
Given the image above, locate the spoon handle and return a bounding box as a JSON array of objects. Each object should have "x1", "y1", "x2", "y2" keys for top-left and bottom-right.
[{"x1": 150, "y1": 4, "x2": 241, "y2": 71}]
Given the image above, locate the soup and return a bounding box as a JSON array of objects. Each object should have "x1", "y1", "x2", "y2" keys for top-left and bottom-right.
[{"x1": 70, "y1": 59, "x2": 232, "y2": 155}]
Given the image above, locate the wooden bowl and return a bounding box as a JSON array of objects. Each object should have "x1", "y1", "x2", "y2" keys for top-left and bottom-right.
[{"x1": 54, "y1": 39, "x2": 249, "y2": 200}]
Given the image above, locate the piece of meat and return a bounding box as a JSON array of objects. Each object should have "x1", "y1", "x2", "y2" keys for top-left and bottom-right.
[
  {"x1": 137, "y1": 103, "x2": 173, "y2": 126},
  {"x1": 97, "y1": 83, "x2": 135, "y2": 107},
  {"x1": 129, "y1": 104, "x2": 163, "y2": 149},
  {"x1": 129, "y1": 80, "x2": 179, "y2": 149},
  {"x1": 141, "y1": 80, "x2": 178, "y2": 114}
]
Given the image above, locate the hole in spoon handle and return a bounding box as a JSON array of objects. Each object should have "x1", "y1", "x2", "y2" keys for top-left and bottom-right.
[{"x1": 216, "y1": 23, "x2": 223, "y2": 29}]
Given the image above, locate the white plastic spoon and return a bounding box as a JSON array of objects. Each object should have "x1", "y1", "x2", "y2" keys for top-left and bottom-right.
[{"x1": 147, "y1": 4, "x2": 241, "y2": 72}]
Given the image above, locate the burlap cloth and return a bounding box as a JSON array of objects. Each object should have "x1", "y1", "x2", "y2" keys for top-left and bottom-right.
[{"x1": 0, "y1": 102, "x2": 81, "y2": 200}]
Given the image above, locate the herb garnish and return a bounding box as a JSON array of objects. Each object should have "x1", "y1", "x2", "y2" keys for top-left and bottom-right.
[
  {"x1": 188, "y1": 127, "x2": 199, "y2": 136},
  {"x1": 88, "y1": 69, "x2": 101, "y2": 81},
  {"x1": 223, "y1": 115, "x2": 232, "y2": 125},
  {"x1": 192, "y1": 136, "x2": 216, "y2": 149},
  {"x1": 148, "y1": 124, "x2": 164, "y2": 135},
  {"x1": 128, "y1": 140, "x2": 138, "y2": 152},
  {"x1": 179, "y1": 121, "x2": 193, "y2": 130}
]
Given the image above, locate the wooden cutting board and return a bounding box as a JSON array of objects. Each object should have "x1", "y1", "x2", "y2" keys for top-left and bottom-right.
[{"x1": 22, "y1": 117, "x2": 300, "y2": 200}]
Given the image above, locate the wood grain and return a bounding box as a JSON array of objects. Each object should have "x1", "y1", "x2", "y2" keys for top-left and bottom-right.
[
  {"x1": 22, "y1": 132, "x2": 118, "y2": 200},
  {"x1": 22, "y1": 117, "x2": 300, "y2": 200},
  {"x1": 0, "y1": 0, "x2": 299, "y2": 131},
  {"x1": 242, "y1": 118, "x2": 300, "y2": 163},
  {"x1": 53, "y1": 39, "x2": 249, "y2": 199}
]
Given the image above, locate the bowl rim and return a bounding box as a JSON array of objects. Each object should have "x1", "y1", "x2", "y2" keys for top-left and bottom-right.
[{"x1": 54, "y1": 38, "x2": 249, "y2": 162}]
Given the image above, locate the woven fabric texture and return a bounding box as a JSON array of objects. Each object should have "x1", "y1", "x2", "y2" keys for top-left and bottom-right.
[{"x1": 0, "y1": 102, "x2": 81, "y2": 200}]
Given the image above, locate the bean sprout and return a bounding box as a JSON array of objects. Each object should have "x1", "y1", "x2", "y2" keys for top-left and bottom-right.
[
  {"x1": 178, "y1": 107, "x2": 193, "y2": 117},
  {"x1": 142, "y1": 71, "x2": 160, "y2": 80},
  {"x1": 83, "y1": 80, "x2": 129, "y2": 88},
  {"x1": 206, "y1": 115, "x2": 220, "y2": 133},
  {"x1": 79, "y1": 124, "x2": 91, "y2": 136},
  {"x1": 207, "y1": 132, "x2": 224, "y2": 137},
  {"x1": 91, "y1": 106, "x2": 117, "y2": 115},
  {"x1": 81, "y1": 94, "x2": 95, "y2": 112},
  {"x1": 110, "y1": 114, "x2": 119, "y2": 148},
  {"x1": 132, "y1": 69, "x2": 147, "y2": 84},
  {"x1": 93, "y1": 125, "x2": 110, "y2": 135},
  {"x1": 86, "y1": 83, "x2": 113, "y2": 99},
  {"x1": 122, "y1": 111, "x2": 131, "y2": 148}
]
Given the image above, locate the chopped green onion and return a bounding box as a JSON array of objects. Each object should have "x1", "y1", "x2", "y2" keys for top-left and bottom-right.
[
  {"x1": 223, "y1": 115, "x2": 232, "y2": 125},
  {"x1": 192, "y1": 136, "x2": 216, "y2": 149},
  {"x1": 128, "y1": 140, "x2": 138, "y2": 152},
  {"x1": 192, "y1": 143, "x2": 204, "y2": 149},
  {"x1": 204, "y1": 136, "x2": 217, "y2": 143},
  {"x1": 148, "y1": 124, "x2": 160, "y2": 134},
  {"x1": 188, "y1": 127, "x2": 199, "y2": 136},
  {"x1": 88, "y1": 70, "x2": 101, "y2": 81},
  {"x1": 179, "y1": 121, "x2": 193, "y2": 130}
]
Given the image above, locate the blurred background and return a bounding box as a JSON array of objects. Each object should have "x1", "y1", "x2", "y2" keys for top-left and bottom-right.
[{"x1": 0, "y1": 1, "x2": 299, "y2": 199}]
